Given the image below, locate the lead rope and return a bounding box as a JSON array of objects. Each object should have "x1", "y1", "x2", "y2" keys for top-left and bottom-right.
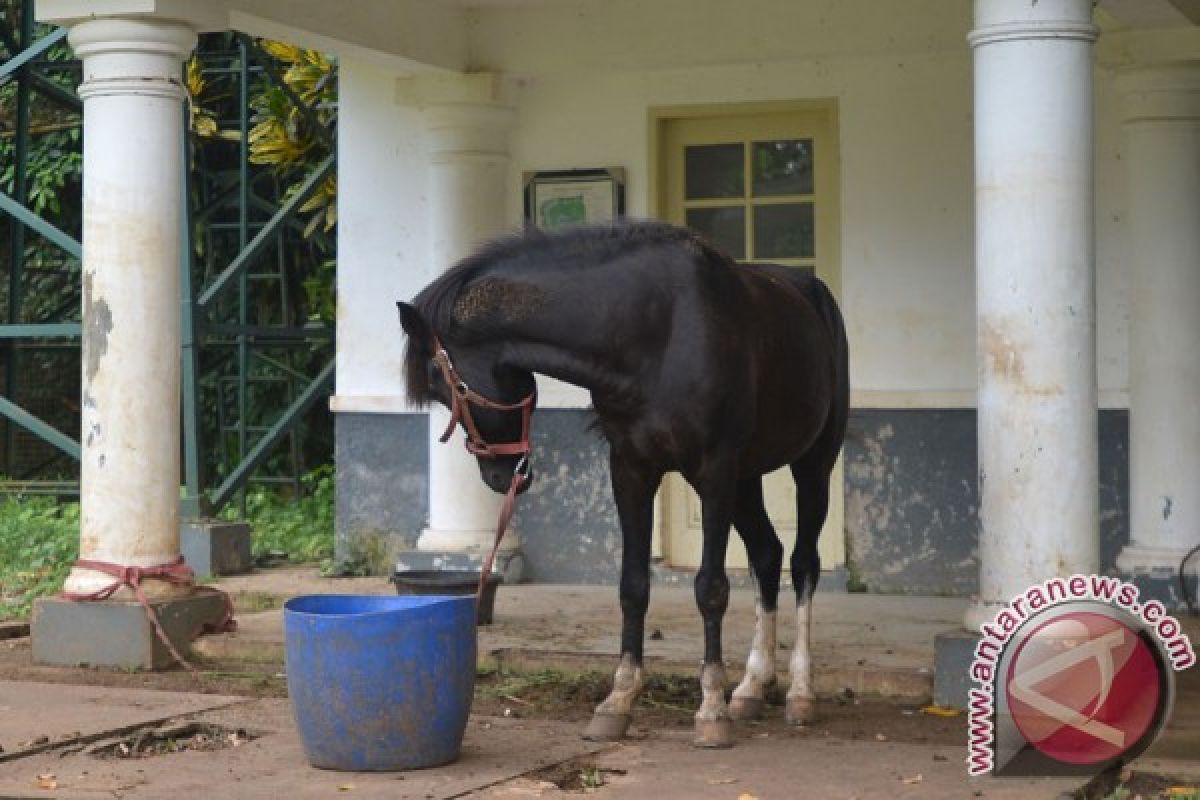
[
  {"x1": 477, "y1": 467, "x2": 524, "y2": 601},
  {"x1": 60, "y1": 557, "x2": 236, "y2": 674}
]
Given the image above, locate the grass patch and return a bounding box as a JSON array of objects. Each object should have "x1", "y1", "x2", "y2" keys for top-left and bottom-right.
[
  {"x1": 227, "y1": 466, "x2": 335, "y2": 566},
  {"x1": 0, "y1": 496, "x2": 79, "y2": 620}
]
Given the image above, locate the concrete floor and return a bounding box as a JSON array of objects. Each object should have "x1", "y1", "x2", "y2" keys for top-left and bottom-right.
[
  {"x1": 200, "y1": 570, "x2": 963, "y2": 700},
  {"x1": 0, "y1": 567, "x2": 1196, "y2": 799}
]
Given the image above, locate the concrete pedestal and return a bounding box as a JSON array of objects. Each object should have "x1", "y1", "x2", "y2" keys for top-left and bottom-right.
[
  {"x1": 395, "y1": 548, "x2": 525, "y2": 585},
  {"x1": 32, "y1": 592, "x2": 228, "y2": 670},
  {"x1": 932, "y1": 628, "x2": 981, "y2": 709},
  {"x1": 180, "y1": 521, "x2": 253, "y2": 580}
]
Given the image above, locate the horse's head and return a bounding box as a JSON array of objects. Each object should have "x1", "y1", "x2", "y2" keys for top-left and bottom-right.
[{"x1": 397, "y1": 301, "x2": 536, "y2": 495}]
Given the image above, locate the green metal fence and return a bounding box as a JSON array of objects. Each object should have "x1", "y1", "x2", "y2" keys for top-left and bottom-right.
[{"x1": 1, "y1": 2, "x2": 336, "y2": 514}]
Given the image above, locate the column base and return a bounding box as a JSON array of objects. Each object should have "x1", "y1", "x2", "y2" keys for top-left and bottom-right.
[
  {"x1": 32, "y1": 592, "x2": 228, "y2": 670},
  {"x1": 181, "y1": 520, "x2": 253, "y2": 580},
  {"x1": 933, "y1": 628, "x2": 981, "y2": 709},
  {"x1": 395, "y1": 549, "x2": 525, "y2": 584},
  {"x1": 962, "y1": 601, "x2": 1006, "y2": 635},
  {"x1": 1116, "y1": 543, "x2": 1200, "y2": 612},
  {"x1": 1116, "y1": 542, "x2": 1199, "y2": 573},
  {"x1": 417, "y1": 526, "x2": 522, "y2": 554}
]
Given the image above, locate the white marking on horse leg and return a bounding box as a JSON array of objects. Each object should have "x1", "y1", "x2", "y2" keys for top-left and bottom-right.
[
  {"x1": 595, "y1": 653, "x2": 644, "y2": 717},
  {"x1": 786, "y1": 601, "x2": 815, "y2": 722},
  {"x1": 732, "y1": 605, "x2": 777, "y2": 702},
  {"x1": 695, "y1": 662, "x2": 729, "y2": 721},
  {"x1": 787, "y1": 602, "x2": 813, "y2": 698}
]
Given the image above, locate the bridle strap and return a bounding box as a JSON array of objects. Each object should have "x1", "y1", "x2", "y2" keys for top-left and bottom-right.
[
  {"x1": 429, "y1": 337, "x2": 536, "y2": 606},
  {"x1": 432, "y1": 339, "x2": 535, "y2": 459}
]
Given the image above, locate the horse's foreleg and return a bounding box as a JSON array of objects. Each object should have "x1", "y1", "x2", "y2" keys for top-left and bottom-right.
[
  {"x1": 583, "y1": 457, "x2": 657, "y2": 742},
  {"x1": 786, "y1": 461, "x2": 831, "y2": 725},
  {"x1": 729, "y1": 478, "x2": 783, "y2": 721},
  {"x1": 692, "y1": 475, "x2": 736, "y2": 748}
]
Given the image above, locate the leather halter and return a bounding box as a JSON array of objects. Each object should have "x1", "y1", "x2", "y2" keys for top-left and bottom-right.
[
  {"x1": 432, "y1": 338, "x2": 535, "y2": 462},
  {"x1": 430, "y1": 337, "x2": 536, "y2": 602}
]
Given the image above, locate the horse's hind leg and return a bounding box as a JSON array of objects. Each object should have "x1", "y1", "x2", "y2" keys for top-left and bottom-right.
[
  {"x1": 729, "y1": 477, "x2": 784, "y2": 721},
  {"x1": 786, "y1": 456, "x2": 834, "y2": 725},
  {"x1": 583, "y1": 456, "x2": 658, "y2": 742}
]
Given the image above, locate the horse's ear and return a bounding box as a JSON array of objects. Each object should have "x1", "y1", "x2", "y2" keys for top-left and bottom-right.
[{"x1": 396, "y1": 301, "x2": 429, "y2": 339}]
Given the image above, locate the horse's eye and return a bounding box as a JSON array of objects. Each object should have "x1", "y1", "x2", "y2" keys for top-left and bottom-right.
[{"x1": 427, "y1": 360, "x2": 440, "y2": 385}]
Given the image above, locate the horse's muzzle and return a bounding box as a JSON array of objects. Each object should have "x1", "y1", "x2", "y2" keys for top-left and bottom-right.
[{"x1": 478, "y1": 459, "x2": 534, "y2": 495}]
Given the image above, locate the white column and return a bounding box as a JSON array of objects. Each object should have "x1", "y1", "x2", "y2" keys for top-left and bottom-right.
[
  {"x1": 415, "y1": 75, "x2": 520, "y2": 556},
  {"x1": 965, "y1": 0, "x2": 1099, "y2": 631},
  {"x1": 61, "y1": 18, "x2": 196, "y2": 599},
  {"x1": 1115, "y1": 65, "x2": 1200, "y2": 580}
]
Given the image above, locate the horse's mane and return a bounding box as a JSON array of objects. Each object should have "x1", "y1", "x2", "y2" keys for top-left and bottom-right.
[{"x1": 403, "y1": 220, "x2": 709, "y2": 407}]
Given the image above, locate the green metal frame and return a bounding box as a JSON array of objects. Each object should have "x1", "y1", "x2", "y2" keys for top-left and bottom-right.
[
  {"x1": 0, "y1": 2, "x2": 82, "y2": 471},
  {"x1": 2, "y1": 6, "x2": 336, "y2": 516}
]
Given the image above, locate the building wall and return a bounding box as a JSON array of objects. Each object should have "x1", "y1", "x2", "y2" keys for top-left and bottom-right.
[{"x1": 334, "y1": 0, "x2": 1134, "y2": 589}]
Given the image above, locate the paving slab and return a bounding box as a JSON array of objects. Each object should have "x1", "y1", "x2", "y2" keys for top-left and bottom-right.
[
  {"x1": 476, "y1": 727, "x2": 1083, "y2": 800},
  {"x1": 0, "y1": 700, "x2": 608, "y2": 800},
  {"x1": 0, "y1": 681, "x2": 245, "y2": 761}
]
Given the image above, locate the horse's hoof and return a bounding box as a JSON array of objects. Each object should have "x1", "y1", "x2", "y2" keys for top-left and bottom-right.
[
  {"x1": 785, "y1": 696, "x2": 816, "y2": 726},
  {"x1": 692, "y1": 716, "x2": 735, "y2": 749},
  {"x1": 728, "y1": 695, "x2": 765, "y2": 721},
  {"x1": 583, "y1": 712, "x2": 631, "y2": 741}
]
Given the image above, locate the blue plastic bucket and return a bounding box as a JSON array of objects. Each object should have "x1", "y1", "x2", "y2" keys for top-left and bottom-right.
[{"x1": 283, "y1": 594, "x2": 477, "y2": 771}]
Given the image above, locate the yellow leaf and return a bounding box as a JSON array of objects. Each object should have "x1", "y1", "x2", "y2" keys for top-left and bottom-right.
[
  {"x1": 259, "y1": 39, "x2": 303, "y2": 63},
  {"x1": 920, "y1": 705, "x2": 962, "y2": 717},
  {"x1": 1165, "y1": 789, "x2": 1200, "y2": 797},
  {"x1": 186, "y1": 57, "x2": 206, "y2": 96}
]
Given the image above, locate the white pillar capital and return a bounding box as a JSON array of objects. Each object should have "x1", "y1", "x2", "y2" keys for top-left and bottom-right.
[
  {"x1": 423, "y1": 102, "x2": 515, "y2": 162},
  {"x1": 68, "y1": 17, "x2": 196, "y2": 102},
  {"x1": 969, "y1": 0, "x2": 1097, "y2": 47},
  {"x1": 1117, "y1": 62, "x2": 1200, "y2": 123}
]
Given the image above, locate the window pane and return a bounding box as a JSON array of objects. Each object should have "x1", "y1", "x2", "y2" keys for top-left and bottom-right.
[
  {"x1": 685, "y1": 144, "x2": 744, "y2": 199},
  {"x1": 687, "y1": 206, "x2": 745, "y2": 259},
  {"x1": 753, "y1": 203, "x2": 813, "y2": 259},
  {"x1": 752, "y1": 139, "x2": 813, "y2": 197}
]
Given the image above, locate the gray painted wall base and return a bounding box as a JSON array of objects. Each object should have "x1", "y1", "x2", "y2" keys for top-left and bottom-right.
[
  {"x1": 335, "y1": 412, "x2": 427, "y2": 573},
  {"x1": 180, "y1": 520, "x2": 252, "y2": 580},
  {"x1": 336, "y1": 408, "x2": 1134, "y2": 593},
  {"x1": 933, "y1": 628, "x2": 980, "y2": 709},
  {"x1": 32, "y1": 592, "x2": 228, "y2": 670},
  {"x1": 844, "y1": 409, "x2": 1129, "y2": 595},
  {"x1": 395, "y1": 549, "x2": 525, "y2": 585}
]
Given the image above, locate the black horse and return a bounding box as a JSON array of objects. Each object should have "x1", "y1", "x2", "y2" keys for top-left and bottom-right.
[{"x1": 398, "y1": 220, "x2": 848, "y2": 748}]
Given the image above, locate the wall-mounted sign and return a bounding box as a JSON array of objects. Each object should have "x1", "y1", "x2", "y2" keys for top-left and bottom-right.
[{"x1": 523, "y1": 168, "x2": 626, "y2": 230}]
